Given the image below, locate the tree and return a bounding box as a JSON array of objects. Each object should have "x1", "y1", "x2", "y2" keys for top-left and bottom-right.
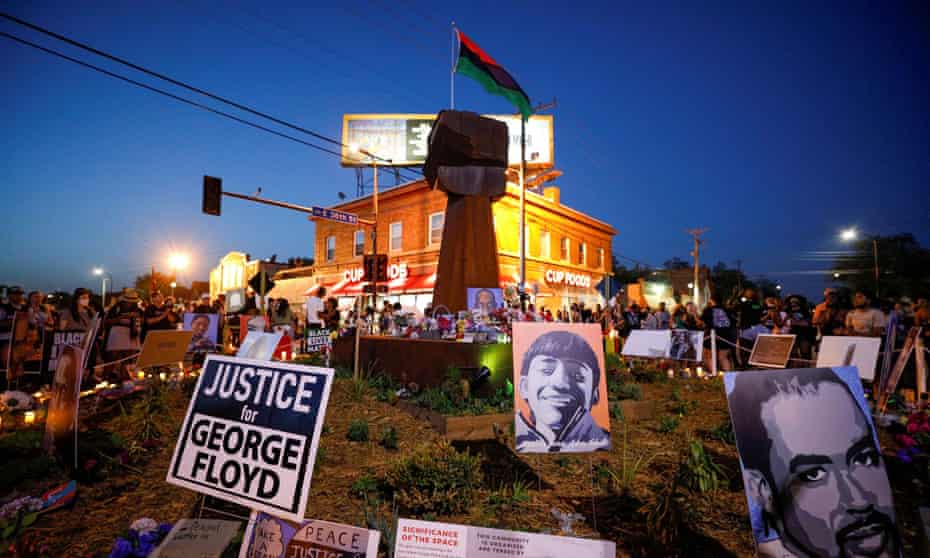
[
  {"x1": 663, "y1": 257, "x2": 690, "y2": 270},
  {"x1": 710, "y1": 261, "x2": 751, "y2": 303},
  {"x1": 832, "y1": 233, "x2": 930, "y2": 300},
  {"x1": 133, "y1": 271, "x2": 193, "y2": 301}
]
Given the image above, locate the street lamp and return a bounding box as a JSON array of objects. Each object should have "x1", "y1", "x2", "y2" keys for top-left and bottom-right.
[
  {"x1": 170, "y1": 281, "x2": 177, "y2": 297},
  {"x1": 93, "y1": 267, "x2": 112, "y2": 308},
  {"x1": 775, "y1": 284, "x2": 782, "y2": 292},
  {"x1": 168, "y1": 252, "x2": 189, "y2": 294},
  {"x1": 839, "y1": 227, "x2": 880, "y2": 298}
]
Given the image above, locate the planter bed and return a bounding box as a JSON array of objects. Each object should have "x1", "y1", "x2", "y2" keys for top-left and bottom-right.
[{"x1": 396, "y1": 400, "x2": 513, "y2": 441}]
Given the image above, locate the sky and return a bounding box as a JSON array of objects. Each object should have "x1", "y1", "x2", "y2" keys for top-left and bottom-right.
[{"x1": 2, "y1": 1, "x2": 928, "y2": 299}]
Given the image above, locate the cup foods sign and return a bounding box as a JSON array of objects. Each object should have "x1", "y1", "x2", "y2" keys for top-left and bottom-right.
[
  {"x1": 343, "y1": 262, "x2": 408, "y2": 283},
  {"x1": 544, "y1": 269, "x2": 592, "y2": 288},
  {"x1": 167, "y1": 355, "x2": 334, "y2": 522}
]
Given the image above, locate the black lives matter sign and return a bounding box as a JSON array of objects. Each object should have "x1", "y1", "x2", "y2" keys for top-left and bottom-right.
[
  {"x1": 305, "y1": 329, "x2": 331, "y2": 354},
  {"x1": 167, "y1": 355, "x2": 333, "y2": 522}
]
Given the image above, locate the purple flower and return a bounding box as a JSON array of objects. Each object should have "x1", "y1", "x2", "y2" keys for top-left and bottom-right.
[
  {"x1": 109, "y1": 537, "x2": 133, "y2": 558},
  {"x1": 157, "y1": 523, "x2": 173, "y2": 537},
  {"x1": 896, "y1": 449, "x2": 913, "y2": 464}
]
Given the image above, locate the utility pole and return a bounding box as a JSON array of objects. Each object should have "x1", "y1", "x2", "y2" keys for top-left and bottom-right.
[
  {"x1": 519, "y1": 99, "x2": 556, "y2": 311},
  {"x1": 688, "y1": 228, "x2": 708, "y2": 308}
]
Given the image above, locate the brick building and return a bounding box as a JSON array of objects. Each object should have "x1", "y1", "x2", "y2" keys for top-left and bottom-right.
[{"x1": 267, "y1": 178, "x2": 616, "y2": 314}]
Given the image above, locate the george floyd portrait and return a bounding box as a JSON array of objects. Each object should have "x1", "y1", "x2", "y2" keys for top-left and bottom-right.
[
  {"x1": 725, "y1": 367, "x2": 900, "y2": 558},
  {"x1": 513, "y1": 322, "x2": 610, "y2": 453},
  {"x1": 183, "y1": 313, "x2": 218, "y2": 354}
]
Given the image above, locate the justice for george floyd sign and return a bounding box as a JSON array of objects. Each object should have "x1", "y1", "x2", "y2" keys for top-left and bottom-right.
[{"x1": 167, "y1": 355, "x2": 334, "y2": 523}]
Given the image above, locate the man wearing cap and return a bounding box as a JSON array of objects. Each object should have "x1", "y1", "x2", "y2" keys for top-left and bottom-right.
[
  {"x1": 813, "y1": 288, "x2": 847, "y2": 337},
  {"x1": 194, "y1": 293, "x2": 212, "y2": 314},
  {"x1": 0, "y1": 287, "x2": 27, "y2": 378},
  {"x1": 104, "y1": 288, "x2": 144, "y2": 379}
]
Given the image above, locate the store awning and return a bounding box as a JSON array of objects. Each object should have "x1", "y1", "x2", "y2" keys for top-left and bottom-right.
[{"x1": 328, "y1": 272, "x2": 436, "y2": 296}]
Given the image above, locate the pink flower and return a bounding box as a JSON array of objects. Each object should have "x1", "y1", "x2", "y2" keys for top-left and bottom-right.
[
  {"x1": 896, "y1": 434, "x2": 917, "y2": 447},
  {"x1": 920, "y1": 422, "x2": 930, "y2": 433},
  {"x1": 908, "y1": 422, "x2": 920, "y2": 434}
]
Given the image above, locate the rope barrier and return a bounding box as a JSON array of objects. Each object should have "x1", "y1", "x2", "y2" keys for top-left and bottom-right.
[{"x1": 91, "y1": 351, "x2": 141, "y2": 370}]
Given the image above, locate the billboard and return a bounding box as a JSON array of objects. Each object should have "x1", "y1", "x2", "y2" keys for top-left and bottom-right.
[{"x1": 341, "y1": 114, "x2": 554, "y2": 168}]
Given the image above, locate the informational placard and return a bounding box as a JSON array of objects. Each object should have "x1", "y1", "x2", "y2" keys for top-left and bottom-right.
[
  {"x1": 466, "y1": 288, "x2": 503, "y2": 314},
  {"x1": 816, "y1": 336, "x2": 882, "y2": 381},
  {"x1": 166, "y1": 355, "x2": 334, "y2": 522},
  {"x1": 151, "y1": 519, "x2": 242, "y2": 558},
  {"x1": 238, "y1": 511, "x2": 379, "y2": 558},
  {"x1": 237, "y1": 331, "x2": 283, "y2": 361},
  {"x1": 183, "y1": 313, "x2": 219, "y2": 353},
  {"x1": 41, "y1": 330, "x2": 86, "y2": 375},
  {"x1": 748, "y1": 334, "x2": 796, "y2": 369},
  {"x1": 512, "y1": 322, "x2": 610, "y2": 453},
  {"x1": 621, "y1": 330, "x2": 671, "y2": 358},
  {"x1": 724, "y1": 367, "x2": 900, "y2": 558},
  {"x1": 137, "y1": 330, "x2": 193, "y2": 369},
  {"x1": 669, "y1": 329, "x2": 703, "y2": 361},
  {"x1": 395, "y1": 519, "x2": 615, "y2": 558},
  {"x1": 304, "y1": 329, "x2": 331, "y2": 354},
  {"x1": 341, "y1": 114, "x2": 554, "y2": 168}
]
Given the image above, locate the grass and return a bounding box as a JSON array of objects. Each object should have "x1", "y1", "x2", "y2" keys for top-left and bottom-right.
[{"x1": 658, "y1": 415, "x2": 680, "y2": 433}]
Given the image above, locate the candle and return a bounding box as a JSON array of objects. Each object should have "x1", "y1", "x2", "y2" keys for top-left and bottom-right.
[
  {"x1": 667, "y1": 369, "x2": 675, "y2": 379},
  {"x1": 137, "y1": 371, "x2": 145, "y2": 380},
  {"x1": 159, "y1": 372, "x2": 167, "y2": 381},
  {"x1": 24, "y1": 411, "x2": 35, "y2": 425},
  {"x1": 696, "y1": 367, "x2": 705, "y2": 378}
]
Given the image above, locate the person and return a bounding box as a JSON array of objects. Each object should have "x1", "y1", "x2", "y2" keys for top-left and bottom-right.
[
  {"x1": 738, "y1": 288, "x2": 763, "y2": 331},
  {"x1": 59, "y1": 288, "x2": 98, "y2": 332},
  {"x1": 759, "y1": 297, "x2": 787, "y2": 334},
  {"x1": 104, "y1": 288, "x2": 144, "y2": 379},
  {"x1": 304, "y1": 287, "x2": 325, "y2": 330},
  {"x1": 684, "y1": 301, "x2": 703, "y2": 330},
  {"x1": 194, "y1": 293, "x2": 212, "y2": 314},
  {"x1": 624, "y1": 303, "x2": 641, "y2": 331},
  {"x1": 270, "y1": 298, "x2": 296, "y2": 337},
  {"x1": 321, "y1": 298, "x2": 340, "y2": 331},
  {"x1": 671, "y1": 305, "x2": 689, "y2": 329},
  {"x1": 26, "y1": 291, "x2": 53, "y2": 332},
  {"x1": 515, "y1": 330, "x2": 610, "y2": 453},
  {"x1": 654, "y1": 302, "x2": 671, "y2": 330},
  {"x1": 142, "y1": 291, "x2": 177, "y2": 340},
  {"x1": 813, "y1": 288, "x2": 847, "y2": 338},
  {"x1": 728, "y1": 367, "x2": 899, "y2": 558},
  {"x1": 186, "y1": 314, "x2": 216, "y2": 353},
  {"x1": 784, "y1": 295, "x2": 815, "y2": 361},
  {"x1": 844, "y1": 291, "x2": 885, "y2": 337},
  {"x1": 701, "y1": 295, "x2": 736, "y2": 371}
]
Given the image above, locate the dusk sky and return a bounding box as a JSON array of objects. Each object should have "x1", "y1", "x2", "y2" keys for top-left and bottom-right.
[{"x1": 2, "y1": 1, "x2": 928, "y2": 298}]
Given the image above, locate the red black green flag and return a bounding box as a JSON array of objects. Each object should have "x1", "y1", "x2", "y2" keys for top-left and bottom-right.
[{"x1": 455, "y1": 29, "x2": 532, "y2": 120}]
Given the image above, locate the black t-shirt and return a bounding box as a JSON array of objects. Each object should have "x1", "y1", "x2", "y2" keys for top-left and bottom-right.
[
  {"x1": 738, "y1": 300, "x2": 762, "y2": 328},
  {"x1": 702, "y1": 305, "x2": 736, "y2": 346},
  {"x1": 143, "y1": 304, "x2": 174, "y2": 335}
]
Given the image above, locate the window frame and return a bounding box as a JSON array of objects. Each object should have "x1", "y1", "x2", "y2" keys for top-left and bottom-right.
[
  {"x1": 326, "y1": 235, "x2": 336, "y2": 262},
  {"x1": 390, "y1": 222, "x2": 403, "y2": 252},
  {"x1": 578, "y1": 241, "x2": 586, "y2": 266},
  {"x1": 428, "y1": 212, "x2": 444, "y2": 247},
  {"x1": 539, "y1": 230, "x2": 551, "y2": 259},
  {"x1": 353, "y1": 230, "x2": 366, "y2": 257},
  {"x1": 560, "y1": 236, "x2": 570, "y2": 262}
]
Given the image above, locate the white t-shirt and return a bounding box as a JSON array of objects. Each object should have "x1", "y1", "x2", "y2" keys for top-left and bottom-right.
[
  {"x1": 305, "y1": 296, "x2": 324, "y2": 326},
  {"x1": 845, "y1": 308, "x2": 886, "y2": 335}
]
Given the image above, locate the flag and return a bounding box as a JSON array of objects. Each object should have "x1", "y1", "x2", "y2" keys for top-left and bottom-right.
[{"x1": 455, "y1": 29, "x2": 532, "y2": 120}]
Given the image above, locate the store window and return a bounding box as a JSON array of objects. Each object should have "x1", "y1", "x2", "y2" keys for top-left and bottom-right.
[
  {"x1": 524, "y1": 225, "x2": 532, "y2": 257},
  {"x1": 429, "y1": 212, "x2": 444, "y2": 246},
  {"x1": 540, "y1": 230, "x2": 550, "y2": 259},
  {"x1": 390, "y1": 222, "x2": 402, "y2": 252},
  {"x1": 326, "y1": 236, "x2": 336, "y2": 262},
  {"x1": 597, "y1": 247, "x2": 604, "y2": 269},
  {"x1": 560, "y1": 237, "x2": 569, "y2": 261},
  {"x1": 578, "y1": 241, "x2": 586, "y2": 265},
  {"x1": 353, "y1": 230, "x2": 365, "y2": 257}
]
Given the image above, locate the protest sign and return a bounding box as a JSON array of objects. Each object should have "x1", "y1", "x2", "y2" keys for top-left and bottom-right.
[
  {"x1": 137, "y1": 330, "x2": 193, "y2": 369},
  {"x1": 41, "y1": 330, "x2": 85, "y2": 375},
  {"x1": 512, "y1": 322, "x2": 610, "y2": 453},
  {"x1": 747, "y1": 334, "x2": 795, "y2": 368},
  {"x1": 184, "y1": 313, "x2": 220, "y2": 354},
  {"x1": 669, "y1": 329, "x2": 703, "y2": 361},
  {"x1": 43, "y1": 344, "x2": 83, "y2": 458},
  {"x1": 240, "y1": 315, "x2": 269, "y2": 335},
  {"x1": 238, "y1": 511, "x2": 379, "y2": 558},
  {"x1": 816, "y1": 336, "x2": 881, "y2": 381},
  {"x1": 724, "y1": 367, "x2": 900, "y2": 558},
  {"x1": 151, "y1": 519, "x2": 242, "y2": 558},
  {"x1": 305, "y1": 329, "x2": 331, "y2": 354},
  {"x1": 8, "y1": 312, "x2": 42, "y2": 377},
  {"x1": 167, "y1": 355, "x2": 334, "y2": 522},
  {"x1": 395, "y1": 518, "x2": 615, "y2": 558},
  {"x1": 621, "y1": 329, "x2": 671, "y2": 358},
  {"x1": 237, "y1": 331, "x2": 283, "y2": 361}
]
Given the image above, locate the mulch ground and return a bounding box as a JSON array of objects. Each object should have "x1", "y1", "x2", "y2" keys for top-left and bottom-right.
[{"x1": 5, "y1": 372, "x2": 925, "y2": 557}]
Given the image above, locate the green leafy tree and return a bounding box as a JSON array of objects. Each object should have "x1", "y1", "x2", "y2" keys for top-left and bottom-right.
[{"x1": 832, "y1": 233, "x2": 930, "y2": 300}]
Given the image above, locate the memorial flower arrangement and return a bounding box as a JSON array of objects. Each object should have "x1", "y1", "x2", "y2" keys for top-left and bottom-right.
[
  {"x1": 0, "y1": 391, "x2": 34, "y2": 413},
  {"x1": 895, "y1": 411, "x2": 930, "y2": 464},
  {"x1": 108, "y1": 518, "x2": 173, "y2": 558}
]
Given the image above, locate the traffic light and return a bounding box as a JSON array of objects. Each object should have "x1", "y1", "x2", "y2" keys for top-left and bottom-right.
[
  {"x1": 203, "y1": 175, "x2": 222, "y2": 216},
  {"x1": 376, "y1": 254, "x2": 389, "y2": 283},
  {"x1": 363, "y1": 255, "x2": 376, "y2": 282}
]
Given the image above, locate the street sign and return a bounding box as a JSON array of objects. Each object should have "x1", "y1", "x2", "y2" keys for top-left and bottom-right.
[{"x1": 311, "y1": 206, "x2": 359, "y2": 225}]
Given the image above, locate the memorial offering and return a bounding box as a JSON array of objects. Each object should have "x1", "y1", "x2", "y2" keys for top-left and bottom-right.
[
  {"x1": 621, "y1": 330, "x2": 671, "y2": 359},
  {"x1": 239, "y1": 512, "x2": 379, "y2": 558},
  {"x1": 816, "y1": 336, "x2": 881, "y2": 381},
  {"x1": 748, "y1": 334, "x2": 796, "y2": 369},
  {"x1": 151, "y1": 518, "x2": 242, "y2": 558},
  {"x1": 167, "y1": 355, "x2": 334, "y2": 522},
  {"x1": 137, "y1": 330, "x2": 194, "y2": 370},
  {"x1": 237, "y1": 331, "x2": 283, "y2": 361},
  {"x1": 183, "y1": 313, "x2": 220, "y2": 353}
]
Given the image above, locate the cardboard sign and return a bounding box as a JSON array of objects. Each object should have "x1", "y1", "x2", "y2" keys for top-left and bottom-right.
[
  {"x1": 238, "y1": 511, "x2": 379, "y2": 558},
  {"x1": 151, "y1": 519, "x2": 242, "y2": 558},
  {"x1": 137, "y1": 330, "x2": 194, "y2": 369},
  {"x1": 816, "y1": 336, "x2": 881, "y2": 381},
  {"x1": 304, "y1": 329, "x2": 331, "y2": 354},
  {"x1": 183, "y1": 313, "x2": 220, "y2": 354},
  {"x1": 669, "y1": 329, "x2": 703, "y2": 361},
  {"x1": 395, "y1": 519, "x2": 615, "y2": 558},
  {"x1": 621, "y1": 329, "x2": 671, "y2": 358},
  {"x1": 237, "y1": 331, "x2": 283, "y2": 361},
  {"x1": 748, "y1": 334, "x2": 796, "y2": 369},
  {"x1": 512, "y1": 322, "x2": 610, "y2": 453},
  {"x1": 167, "y1": 355, "x2": 334, "y2": 522},
  {"x1": 724, "y1": 367, "x2": 900, "y2": 558},
  {"x1": 43, "y1": 344, "x2": 84, "y2": 457},
  {"x1": 41, "y1": 330, "x2": 84, "y2": 375}
]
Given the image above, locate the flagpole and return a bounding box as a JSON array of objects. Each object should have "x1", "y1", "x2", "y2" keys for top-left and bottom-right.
[
  {"x1": 450, "y1": 22, "x2": 457, "y2": 109},
  {"x1": 519, "y1": 115, "x2": 526, "y2": 311}
]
